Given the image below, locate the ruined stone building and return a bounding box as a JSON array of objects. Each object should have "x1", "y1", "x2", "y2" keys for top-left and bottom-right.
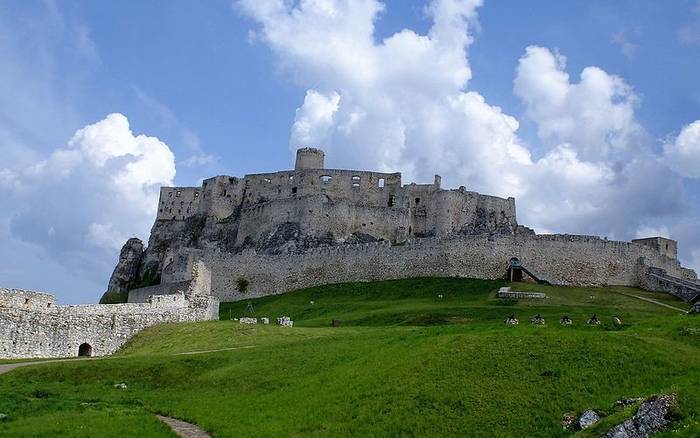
[
  {"x1": 2, "y1": 147, "x2": 698, "y2": 360},
  {"x1": 0, "y1": 262, "x2": 218, "y2": 359},
  {"x1": 107, "y1": 148, "x2": 699, "y2": 304}
]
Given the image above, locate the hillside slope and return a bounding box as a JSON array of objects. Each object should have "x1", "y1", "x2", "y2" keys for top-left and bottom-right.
[{"x1": 0, "y1": 278, "x2": 698, "y2": 437}]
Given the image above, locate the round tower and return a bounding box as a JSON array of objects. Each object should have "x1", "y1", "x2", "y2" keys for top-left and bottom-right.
[{"x1": 294, "y1": 147, "x2": 325, "y2": 170}]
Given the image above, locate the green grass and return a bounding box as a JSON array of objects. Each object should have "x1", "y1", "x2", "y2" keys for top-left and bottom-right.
[{"x1": 0, "y1": 278, "x2": 698, "y2": 437}]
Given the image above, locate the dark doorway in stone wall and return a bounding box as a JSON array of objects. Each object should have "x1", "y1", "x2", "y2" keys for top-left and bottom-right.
[{"x1": 78, "y1": 343, "x2": 93, "y2": 357}]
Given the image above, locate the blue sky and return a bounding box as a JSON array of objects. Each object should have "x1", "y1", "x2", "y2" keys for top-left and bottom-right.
[{"x1": 1, "y1": 0, "x2": 699, "y2": 303}]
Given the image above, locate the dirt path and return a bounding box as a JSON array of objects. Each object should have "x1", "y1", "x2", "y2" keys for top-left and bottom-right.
[
  {"x1": 0, "y1": 358, "x2": 90, "y2": 375},
  {"x1": 617, "y1": 292, "x2": 689, "y2": 313},
  {"x1": 157, "y1": 415, "x2": 211, "y2": 438},
  {"x1": 174, "y1": 345, "x2": 256, "y2": 355}
]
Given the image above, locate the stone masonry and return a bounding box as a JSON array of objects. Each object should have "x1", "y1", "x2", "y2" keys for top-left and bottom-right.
[
  {"x1": 110, "y1": 147, "x2": 696, "y2": 304},
  {"x1": 0, "y1": 262, "x2": 218, "y2": 359}
]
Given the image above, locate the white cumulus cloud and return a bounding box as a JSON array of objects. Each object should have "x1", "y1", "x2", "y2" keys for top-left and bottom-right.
[
  {"x1": 7, "y1": 113, "x2": 175, "y2": 275},
  {"x1": 663, "y1": 120, "x2": 700, "y2": 179},
  {"x1": 237, "y1": 0, "x2": 699, "y2": 272},
  {"x1": 514, "y1": 46, "x2": 645, "y2": 161}
]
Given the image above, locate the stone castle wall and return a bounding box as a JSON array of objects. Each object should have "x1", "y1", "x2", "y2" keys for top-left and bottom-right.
[
  {"x1": 0, "y1": 262, "x2": 219, "y2": 359},
  {"x1": 156, "y1": 186, "x2": 201, "y2": 221},
  {"x1": 190, "y1": 234, "x2": 694, "y2": 301}
]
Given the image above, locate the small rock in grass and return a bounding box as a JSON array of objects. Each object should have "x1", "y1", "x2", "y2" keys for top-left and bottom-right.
[
  {"x1": 579, "y1": 410, "x2": 600, "y2": 429},
  {"x1": 260, "y1": 317, "x2": 269, "y2": 324},
  {"x1": 0, "y1": 413, "x2": 8, "y2": 421},
  {"x1": 612, "y1": 316, "x2": 623, "y2": 327},
  {"x1": 560, "y1": 315, "x2": 572, "y2": 325},
  {"x1": 561, "y1": 412, "x2": 576, "y2": 430},
  {"x1": 689, "y1": 302, "x2": 700, "y2": 314},
  {"x1": 113, "y1": 383, "x2": 128, "y2": 389}
]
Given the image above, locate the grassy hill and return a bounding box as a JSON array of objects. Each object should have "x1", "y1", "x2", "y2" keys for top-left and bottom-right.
[{"x1": 0, "y1": 278, "x2": 698, "y2": 437}]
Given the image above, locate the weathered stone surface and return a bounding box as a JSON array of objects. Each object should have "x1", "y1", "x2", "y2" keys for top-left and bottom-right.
[
  {"x1": 604, "y1": 394, "x2": 678, "y2": 438},
  {"x1": 615, "y1": 397, "x2": 643, "y2": 408},
  {"x1": 1, "y1": 262, "x2": 218, "y2": 359},
  {"x1": 109, "y1": 147, "x2": 696, "y2": 303},
  {"x1": 107, "y1": 238, "x2": 144, "y2": 292},
  {"x1": 579, "y1": 410, "x2": 600, "y2": 429}
]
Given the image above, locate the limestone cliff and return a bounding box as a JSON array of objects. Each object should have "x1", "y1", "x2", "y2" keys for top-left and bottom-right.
[{"x1": 99, "y1": 238, "x2": 146, "y2": 303}]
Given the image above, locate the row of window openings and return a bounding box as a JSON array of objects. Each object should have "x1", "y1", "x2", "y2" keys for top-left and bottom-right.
[
  {"x1": 259, "y1": 175, "x2": 385, "y2": 188},
  {"x1": 168, "y1": 191, "x2": 199, "y2": 198},
  {"x1": 21, "y1": 298, "x2": 52, "y2": 308},
  {"x1": 160, "y1": 208, "x2": 191, "y2": 214}
]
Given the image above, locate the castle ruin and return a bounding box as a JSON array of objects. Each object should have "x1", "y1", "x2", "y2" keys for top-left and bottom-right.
[
  {"x1": 2, "y1": 147, "x2": 698, "y2": 359},
  {"x1": 0, "y1": 261, "x2": 218, "y2": 359},
  {"x1": 110, "y1": 148, "x2": 699, "y2": 304}
]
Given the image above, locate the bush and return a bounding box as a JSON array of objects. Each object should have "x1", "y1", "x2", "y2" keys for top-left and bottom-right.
[{"x1": 236, "y1": 277, "x2": 250, "y2": 293}]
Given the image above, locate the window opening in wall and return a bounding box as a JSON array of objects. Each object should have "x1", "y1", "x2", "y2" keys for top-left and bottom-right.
[
  {"x1": 378, "y1": 178, "x2": 385, "y2": 188},
  {"x1": 665, "y1": 243, "x2": 669, "y2": 250},
  {"x1": 47, "y1": 303, "x2": 51, "y2": 308},
  {"x1": 168, "y1": 192, "x2": 173, "y2": 197},
  {"x1": 24, "y1": 298, "x2": 30, "y2": 305},
  {"x1": 292, "y1": 187, "x2": 298, "y2": 194},
  {"x1": 388, "y1": 196, "x2": 394, "y2": 207},
  {"x1": 352, "y1": 182, "x2": 360, "y2": 188},
  {"x1": 176, "y1": 191, "x2": 181, "y2": 197},
  {"x1": 289, "y1": 175, "x2": 294, "y2": 181},
  {"x1": 194, "y1": 192, "x2": 199, "y2": 197},
  {"x1": 415, "y1": 197, "x2": 421, "y2": 205},
  {"x1": 78, "y1": 343, "x2": 93, "y2": 357},
  {"x1": 223, "y1": 189, "x2": 227, "y2": 197},
  {"x1": 321, "y1": 175, "x2": 332, "y2": 183}
]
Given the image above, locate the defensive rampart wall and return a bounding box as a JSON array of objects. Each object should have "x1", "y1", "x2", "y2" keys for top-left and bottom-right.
[
  {"x1": 0, "y1": 262, "x2": 219, "y2": 359},
  {"x1": 197, "y1": 234, "x2": 695, "y2": 301}
]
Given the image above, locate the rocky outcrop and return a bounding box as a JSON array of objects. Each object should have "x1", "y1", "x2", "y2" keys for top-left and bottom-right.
[
  {"x1": 605, "y1": 394, "x2": 678, "y2": 438},
  {"x1": 578, "y1": 410, "x2": 600, "y2": 429},
  {"x1": 99, "y1": 238, "x2": 144, "y2": 303}
]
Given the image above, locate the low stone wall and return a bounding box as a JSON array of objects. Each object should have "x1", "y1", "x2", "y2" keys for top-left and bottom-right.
[
  {"x1": 0, "y1": 262, "x2": 219, "y2": 359},
  {"x1": 497, "y1": 287, "x2": 546, "y2": 299},
  {"x1": 640, "y1": 267, "x2": 700, "y2": 302},
  {"x1": 193, "y1": 233, "x2": 694, "y2": 301},
  {"x1": 128, "y1": 281, "x2": 191, "y2": 303},
  {"x1": 0, "y1": 288, "x2": 56, "y2": 310}
]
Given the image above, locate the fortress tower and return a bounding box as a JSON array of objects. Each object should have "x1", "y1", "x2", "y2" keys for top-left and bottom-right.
[{"x1": 295, "y1": 147, "x2": 325, "y2": 170}]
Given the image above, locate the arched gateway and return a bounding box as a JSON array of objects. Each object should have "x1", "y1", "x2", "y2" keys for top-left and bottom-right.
[{"x1": 78, "y1": 343, "x2": 93, "y2": 357}]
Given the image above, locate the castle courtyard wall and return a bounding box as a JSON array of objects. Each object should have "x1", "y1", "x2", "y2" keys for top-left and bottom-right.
[
  {"x1": 201, "y1": 234, "x2": 694, "y2": 301},
  {"x1": 0, "y1": 262, "x2": 219, "y2": 359}
]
